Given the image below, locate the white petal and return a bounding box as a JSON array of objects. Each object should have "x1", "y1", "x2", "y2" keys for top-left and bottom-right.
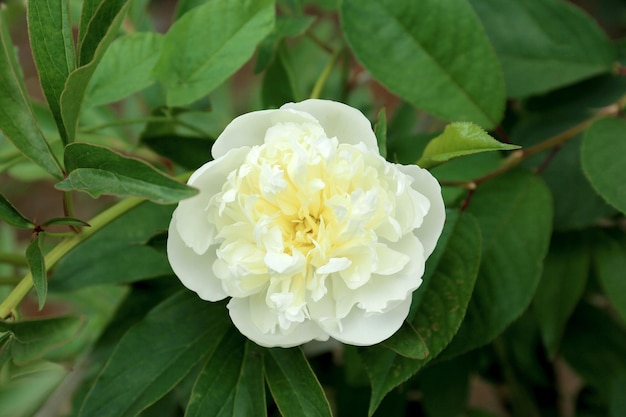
[
  {"x1": 167, "y1": 214, "x2": 227, "y2": 302},
  {"x1": 316, "y1": 257, "x2": 352, "y2": 274},
  {"x1": 281, "y1": 100, "x2": 378, "y2": 152},
  {"x1": 373, "y1": 243, "x2": 410, "y2": 275},
  {"x1": 212, "y1": 109, "x2": 319, "y2": 159},
  {"x1": 325, "y1": 297, "x2": 412, "y2": 346},
  {"x1": 176, "y1": 147, "x2": 249, "y2": 254},
  {"x1": 397, "y1": 164, "x2": 446, "y2": 258},
  {"x1": 227, "y1": 297, "x2": 328, "y2": 348}
]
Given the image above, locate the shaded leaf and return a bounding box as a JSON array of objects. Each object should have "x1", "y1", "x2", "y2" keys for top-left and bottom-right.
[
  {"x1": 0, "y1": 316, "x2": 84, "y2": 365},
  {"x1": 79, "y1": 291, "x2": 231, "y2": 417},
  {"x1": 374, "y1": 107, "x2": 387, "y2": 159},
  {"x1": 442, "y1": 170, "x2": 553, "y2": 358},
  {"x1": 265, "y1": 348, "x2": 332, "y2": 417},
  {"x1": 0, "y1": 193, "x2": 34, "y2": 229},
  {"x1": 141, "y1": 134, "x2": 213, "y2": 171},
  {"x1": 55, "y1": 143, "x2": 197, "y2": 203},
  {"x1": 26, "y1": 234, "x2": 47, "y2": 310},
  {"x1": 255, "y1": 14, "x2": 315, "y2": 73},
  {"x1": 41, "y1": 217, "x2": 90, "y2": 227},
  {"x1": 27, "y1": 0, "x2": 76, "y2": 143},
  {"x1": 340, "y1": 0, "x2": 505, "y2": 128},
  {"x1": 0, "y1": 15, "x2": 64, "y2": 179},
  {"x1": 154, "y1": 0, "x2": 276, "y2": 107},
  {"x1": 581, "y1": 117, "x2": 626, "y2": 215},
  {"x1": 469, "y1": 0, "x2": 616, "y2": 97},
  {"x1": 592, "y1": 230, "x2": 626, "y2": 324},
  {"x1": 417, "y1": 122, "x2": 519, "y2": 169},
  {"x1": 186, "y1": 331, "x2": 265, "y2": 417},
  {"x1": 381, "y1": 321, "x2": 428, "y2": 360}
]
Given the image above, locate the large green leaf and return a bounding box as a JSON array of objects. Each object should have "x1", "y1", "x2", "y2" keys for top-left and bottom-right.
[
  {"x1": 154, "y1": 0, "x2": 276, "y2": 107},
  {"x1": 79, "y1": 291, "x2": 231, "y2": 417},
  {"x1": 359, "y1": 211, "x2": 481, "y2": 415},
  {"x1": 86, "y1": 32, "x2": 163, "y2": 107},
  {"x1": 0, "y1": 193, "x2": 34, "y2": 229},
  {"x1": 186, "y1": 331, "x2": 265, "y2": 417},
  {"x1": 0, "y1": 15, "x2": 64, "y2": 179},
  {"x1": 340, "y1": 0, "x2": 505, "y2": 128},
  {"x1": 469, "y1": 0, "x2": 616, "y2": 98},
  {"x1": 50, "y1": 202, "x2": 174, "y2": 291},
  {"x1": 0, "y1": 316, "x2": 84, "y2": 365},
  {"x1": 592, "y1": 230, "x2": 626, "y2": 324},
  {"x1": 60, "y1": 0, "x2": 132, "y2": 144},
  {"x1": 27, "y1": 0, "x2": 76, "y2": 143},
  {"x1": 581, "y1": 117, "x2": 626, "y2": 215},
  {"x1": 55, "y1": 143, "x2": 197, "y2": 203},
  {"x1": 265, "y1": 348, "x2": 332, "y2": 417},
  {"x1": 417, "y1": 122, "x2": 519, "y2": 169},
  {"x1": 533, "y1": 233, "x2": 589, "y2": 358},
  {"x1": 442, "y1": 170, "x2": 553, "y2": 358}
]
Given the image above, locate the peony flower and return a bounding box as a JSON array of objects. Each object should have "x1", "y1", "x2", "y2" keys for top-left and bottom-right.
[{"x1": 167, "y1": 99, "x2": 445, "y2": 348}]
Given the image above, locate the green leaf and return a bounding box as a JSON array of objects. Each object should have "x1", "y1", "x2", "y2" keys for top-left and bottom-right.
[
  {"x1": 381, "y1": 321, "x2": 428, "y2": 360},
  {"x1": 26, "y1": 234, "x2": 47, "y2": 310},
  {"x1": 60, "y1": 0, "x2": 132, "y2": 144},
  {"x1": 582, "y1": 117, "x2": 626, "y2": 215},
  {"x1": 0, "y1": 15, "x2": 64, "y2": 179},
  {"x1": 611, "y1": 376, "x2": 626, "y2": 417},
  {"x1": 360, "y1": 211, "x2": 481, "y2": 415},
  {"x1": 0, "y1": 193, "x2": 34, "y2": 229},
  {"x1": 154, "y1": 0, "x2": 276, "y2": 107},
  {"x1": 340, "y1": 0, "x2": 505, "y2": 128},
  {"x1": 86, "y1": 32, "x2": 163, "y2": 107},
  {"x1": 0, "y1": 316, "x2": 84, "y2": 365},
  {"x1": 374, "y1": 107, "x2": 387, "y2": 159},
  {"x1": 261, "y1": 46, "x2": 299, "y2": 108},
  {"x1": 533, "y1": 233, "x2": 590, "y2": 358},
  {"x1": 469, "y1": 0, "x2": 616, "y2": 98},
  {"x1": 255, "y1": 14, "x2": 315, "y2": 73},
  {"x1": 41, "y1": 217, "x2": 90, "y2": 227},
  {"x1": 79, "y1": 291, "x2": 231, "y2": 417},
  {"x1": 265, "y1": 348, "x2": 332, "y2": 417},
  {"x1": 27, "y1": 0, "x2": 76, "y2": 143},
  {"x1": 442, "y1": 170, "x2": 553, "y2": 358},
  {"x1": 592, "y1": 230, "x2": 626, "y2": 324},
  {"x1": 55, "y1": 143, "x2": 197, "y2": 203},
  {"x1": 141, "y1": 135, "x2": 213, "y2": 170},
  {"x1": 186, "y1": 331, "x2": 265, "y2": 417},
  {"x1": 50, "y1": 202, "x2": 174, "y2": 291},
  {"x1": 418, "y1": 122, "x2": 519, "y2": 169}
]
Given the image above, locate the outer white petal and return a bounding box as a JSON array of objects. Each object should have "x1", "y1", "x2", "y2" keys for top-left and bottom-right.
[
  {"x1": 167, "y1": 214, "x2": 228, "y2": 302},
  {"x1": 227, "y1": 297, "x2": 329, "y2": 348},
  {"x1": 176, "y1": 147, "x2": 249, "y2": 254},
  {"x1": 325, "y1": 298, "x2": 413, "y2": 346},
  {"x1": 281, "y1": 100, "x2": 378, "y2": 152},
  {"x1": 398, "y1": 164, "x2": 446, "y2": 258},
  {"x1": 211, "y1": 109, "x2": 319, "y2": 159}
]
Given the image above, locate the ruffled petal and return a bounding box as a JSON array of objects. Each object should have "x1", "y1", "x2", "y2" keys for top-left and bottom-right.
[
  {"x1": 282, "y1": 100, "x2": 378, "y2": 151},
  {"x1": 398, "y1": 164, "x2": 446, "y2": 258},
  {"x1": 167, "y1": 213, "x2": 228, "y2": 302},
  {"x1": 227, "y1": 296, "x2": 329, "y2": 348}
]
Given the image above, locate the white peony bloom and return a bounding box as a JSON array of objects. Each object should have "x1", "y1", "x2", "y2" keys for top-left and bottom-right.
[{"x1": 167, "y1": 99, "x2": 445, "y2": 348}]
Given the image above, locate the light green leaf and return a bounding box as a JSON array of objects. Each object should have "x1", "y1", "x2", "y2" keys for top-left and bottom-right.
[
  {"x1": 186, "y1": 331, "x2": 266, "y2": 417},
  {"x1": 86, "y1": 32, "x2": 163, "y2": 107},
  {"x1": 79, "y1": 291, "x2": 231, "y2": 417},
  {"x1": 418, "y1": 122, "x2": 519, "y2": 169},
  {"x1": 592, "y1": 230, "x2": 626, "y2": 324},
  {"x1": 469, "y1": 0, "x2": 616, "y2": 98},
  {"x1": 154, "y1": 0, "x2": 276, "y2": 107},
  {"x1": 442, "y1": 171, "x2": 553, "y2": 358},
  {"x1": 581, "y1": 117, "x2": 626, "y2": 215},
  {"x1": 533, "y1": 233, "x2": 589, "y2": 358},
  {"x1": 26, "y1": 234, "x2": 47, "y2": 310},
  {"x1": 50, "y1": 202, "x2": 173, "y2": 291},
  {"x1": 28, "y1": 0, "x2": 76, "y2": 143},
  {"x1": 0, "y1": 316, "x2": 84, "y2": 365},
  {"x1": 340, "y1": 0, "x2": 505, "y2": 128},
  {"x1": 55, "y1": 143, "x2": 197, "y2": 203},
  {"x1": 60, "y1": 0, "x2": 132, "y2": 144},
  {"x1": 0, "y1": 15, "x2": 64, "y2": 179},
  {"x1": 0, "y1": 193, "x2": 34, "y2": 229},
  {"x1": 265, "y1": 348, "x2": 332, "y2": 417},
  {"x1": 360, "y1": 211, "x2": 481, "y2": 415}
]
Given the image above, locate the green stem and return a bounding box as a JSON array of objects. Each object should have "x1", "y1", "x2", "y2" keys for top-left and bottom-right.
[
  {"x1": 310, "y1": 49, "x2": 341, "y2": 100},
  {"x1": 0, "y1": 197, "x2": 144, "y2": 319},
  {"x1": 0, "y1": 253, "x2": 27, "y2": 267}
]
